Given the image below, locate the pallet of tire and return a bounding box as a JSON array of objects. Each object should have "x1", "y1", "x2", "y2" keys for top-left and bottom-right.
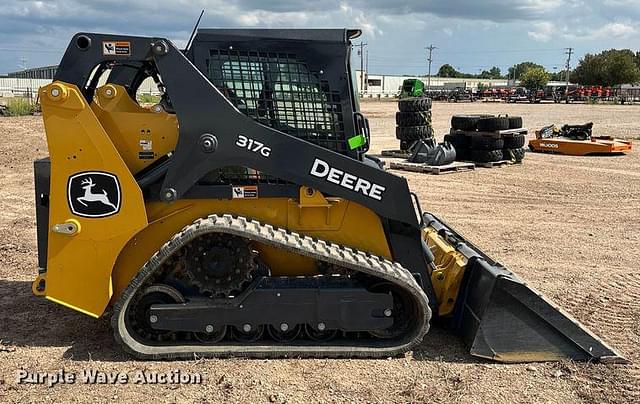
[
  {"x1": 444, "y1": 115, "x2": 527, "y2": 165},
  {"x1": 381, "y1": 97, "x2": 434, "y2": 158}
]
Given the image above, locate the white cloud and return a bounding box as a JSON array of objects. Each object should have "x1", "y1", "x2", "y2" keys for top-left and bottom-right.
[
  {"x1": 235, "y1": 10, "x2": 310, "y2": 27},
  {"x1": 339, "y1": 3, "x2": 380, "y2": 37},
  {"x1": 592, "y1": 22, "x2": 636, "y2": 39},
  {"x1": 1, "y1": 0, "x2": 640, "y2": 75},
  {"x1": 563, "y1": 22, "x2": 637, "y2": 40},
  {"x1": 527, "y1": 21, "x2": 554, "y2": 42}
]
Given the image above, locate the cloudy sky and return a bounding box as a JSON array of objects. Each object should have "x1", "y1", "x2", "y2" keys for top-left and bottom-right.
[{"x1": 1, "y1": 0, "x2": 638, "y2": 75}]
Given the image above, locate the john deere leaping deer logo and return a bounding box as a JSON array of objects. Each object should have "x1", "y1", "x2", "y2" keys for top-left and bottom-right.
[
  {"x1": 77, "y1": 177, "x2": 117, "y2": 209},
  {"x1": 67, "y1": 172, "x2": 121, "y2": 218}
]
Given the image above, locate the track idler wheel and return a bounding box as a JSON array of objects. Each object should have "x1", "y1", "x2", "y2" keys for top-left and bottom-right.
[
  {"x1": 368, "y1": 283, "x2": 414, "y2": 339},
  {"x1": 193, "y1": 325, "x2": 227, "y2": 344},
  {"x1": 231, "y1": 324, "x2": 265, "y2": 342},
  {"x1": 128, "y1": 284, "x2": 185, "y2": 343},
  {"x1": 304, "y1": 324, "x2": 338, "y2": 342},
  {"x1": 268, "y1": 324, "x2": 302, "y2": 343}
]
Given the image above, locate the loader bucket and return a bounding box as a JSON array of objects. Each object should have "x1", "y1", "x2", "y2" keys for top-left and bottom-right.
[{"x1": 423, "y1": 213, "x2": 627, "y2": 364}]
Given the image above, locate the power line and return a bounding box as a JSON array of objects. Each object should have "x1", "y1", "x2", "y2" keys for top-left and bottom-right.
[{"x1": 437, "y1": 48, "x2": 565, "y2": 55}]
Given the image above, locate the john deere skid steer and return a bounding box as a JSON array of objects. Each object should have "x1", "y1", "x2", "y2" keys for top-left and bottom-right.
[{"x1": 33, "y1": 29, "x2": 624, "y2": 362}]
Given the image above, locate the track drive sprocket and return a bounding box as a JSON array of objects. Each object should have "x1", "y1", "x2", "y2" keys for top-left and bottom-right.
[{"x1": 183, "y1": 233, "x2": 257, "y2": 297}]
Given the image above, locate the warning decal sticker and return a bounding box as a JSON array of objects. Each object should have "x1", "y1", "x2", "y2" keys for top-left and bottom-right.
[
  {"x1": 103, "y1": 41, "x2": 131, "y2": 56},
  {"x1": 140, "y1": 139, "x2": 153, "y2": 151},
  {"x1": 232, "y1": 186, "x2": 258, "y2": 199}
]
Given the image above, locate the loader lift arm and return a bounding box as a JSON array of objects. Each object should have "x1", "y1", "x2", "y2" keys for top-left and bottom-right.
[{"x1": 53, "y1": 32, "x2": 434, "y2": 294}]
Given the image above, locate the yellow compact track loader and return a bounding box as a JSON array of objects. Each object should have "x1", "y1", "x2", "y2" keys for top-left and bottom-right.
[{"x1": 32, "y1": 29, "x2": 624, "y2": 362}]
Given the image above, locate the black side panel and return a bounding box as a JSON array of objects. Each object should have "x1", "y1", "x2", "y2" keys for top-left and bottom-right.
[{"x1": 34, "y1": 158, "x2": 51, "y2": 272}]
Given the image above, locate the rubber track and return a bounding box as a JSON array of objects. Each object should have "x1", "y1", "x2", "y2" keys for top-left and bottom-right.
[{"x1": 112, "y1": 214, "x2": 431, "y2": 360}]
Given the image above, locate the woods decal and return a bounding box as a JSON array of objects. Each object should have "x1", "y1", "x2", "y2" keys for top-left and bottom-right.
[{"x1": 67, "y1": 172, "x2": 121, "y2": 218}]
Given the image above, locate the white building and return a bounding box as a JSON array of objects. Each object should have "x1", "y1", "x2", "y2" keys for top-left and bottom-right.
[{"x1": 354, "y1": 71, "x2": 510, "y2": 97}]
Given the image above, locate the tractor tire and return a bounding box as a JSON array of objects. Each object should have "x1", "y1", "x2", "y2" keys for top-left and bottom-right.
[
  {"x1": 503, "y1": 148, "x2": 526, "y2": 163},
  {"x1": 511, "y1": 147, "x2": 526, "y2": 162},
  {"x1": 398, "y1": 97, "x2": 432, "y2": 112},
  {"x1": 444, "y1": 133, "x2": 468, "y2": 150},
  {"x1": 400, "y1": 140, "x2": 415, "y2": 151},
  {"x1": 455, "y1": 147, "x2": 469, "y2": 161},
  {"x1": 396, "y1": 111, "x2": 432, "y2": 127},
  {"x1": 476, "y1": 116, "x2": 509, "y2": 131},
  {"x1": 469, "y1": 135, "x2": 504, "y2": 151},
  {"x1": 396, "y1": 125, "x2": 434, "y2": 141},
  {"x1": 451, "y1": 115, "x2": 489, "y2": 131},
  {"x1": 508, "y1": 116, "x2": 523, "y2": 129},
  {"x1": 503, "y1": 133, "x2": 526, "y2": 149},
  {"x1": 469, "y1": 149, "x2": 504, "y2": 163}
]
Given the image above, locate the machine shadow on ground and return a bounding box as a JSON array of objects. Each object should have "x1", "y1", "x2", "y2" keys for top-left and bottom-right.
[
  {"x1": 0, "y1": 280, "x2": 129, "y2": 362},
  {"x1": 0, "y1": 280, "x2": 479, "y2": 364}
]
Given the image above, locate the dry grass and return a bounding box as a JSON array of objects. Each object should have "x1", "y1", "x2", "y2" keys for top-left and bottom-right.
[{"x1": 4, "y1": 98, "x2": 35, "y2": 117}]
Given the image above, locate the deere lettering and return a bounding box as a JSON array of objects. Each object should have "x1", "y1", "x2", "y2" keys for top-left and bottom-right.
[{"x1": 310, "y1": 158, "x2": 386, "y2": 201}]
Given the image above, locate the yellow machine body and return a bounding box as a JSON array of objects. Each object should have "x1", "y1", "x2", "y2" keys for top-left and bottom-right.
[
  {"x1": 31, "y1": 31, "x2": 625, "y2": 364},
  {"x1": 422, "y1": 227, "x2": 467, "y2": 316},
  {"x1": 36, "y1": 81, "x2": 398, "y2": 318},
  {"x1": 90, "y1": 84, "x2": 178, "y2": 175}
]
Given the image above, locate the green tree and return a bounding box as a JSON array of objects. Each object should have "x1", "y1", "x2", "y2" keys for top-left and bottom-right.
[
  {"x1": 489, "y1": 66, "x2": 502, "y2": 78},
  {"x1": 508, "y1": 62, "x2": 544, "y2": 80},
  {"x1": 437, "y1": 64, "x2": 460, "y2": 78},
  {"x1": 549, "y1": 70, "x2": 570, "y2": 82},
  {"x1": 520, "y1": 67, "x2": 549, "y2": 90},
  {"x1": 573, "y1": 49, "x2": 640, "y2": 86},
  {"x1": 438, "y1": 64, "x2": 502, "y2": 80}
]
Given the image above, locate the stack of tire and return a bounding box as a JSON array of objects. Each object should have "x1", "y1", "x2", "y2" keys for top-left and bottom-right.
[
  {"x1": 444, "y1": 115, "x2": 526, "y2": 163},
  {"x1": 395, "y1": 97, "x2": 434, "y2": 151}
]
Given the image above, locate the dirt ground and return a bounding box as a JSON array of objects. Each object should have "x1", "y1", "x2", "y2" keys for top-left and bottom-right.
[{"x1": 1, "y1": 102, "x2": 639, "y2": 403}]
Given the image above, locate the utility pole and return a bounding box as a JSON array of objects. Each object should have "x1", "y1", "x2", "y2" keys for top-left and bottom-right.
[
  {"x1": 354, "y1": 42, "x2": 367, "y2": 95},
  {"x1": 426, "y1": 44, "x2": 437, "y2": 93},
  {"x1": 564, "y1": 47, "x2": 573, "y2": 98},
  {"x1": 19, "y1": 56, "x2": 27, "y2": 71},
  {"x1": 365, "y1": 50, "x2": 369, "y2": 92}
]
